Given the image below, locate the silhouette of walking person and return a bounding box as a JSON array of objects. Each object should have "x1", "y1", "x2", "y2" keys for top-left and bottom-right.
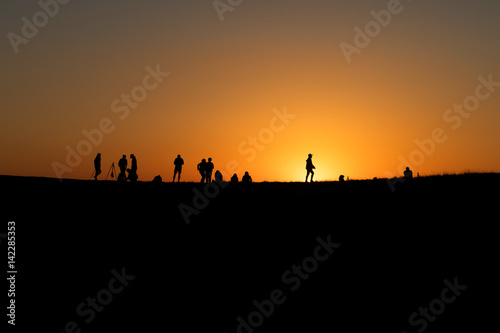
[
  {"x1": 206, "y1": 157, "x2": 214, "y2": 183},
  {"x1": 242, "y1": 171, "x2": 252, "y2": 183},
  {"x1": 403, "y1": 166, "x2": 413, "y2": 179},
  {"x1": 305, "y1": 153, "x2": 315, "y2": 182},
  {"x1": 93, "y1": 153, "x2": 101, "y2": 180},
  {"x1": 118, "y1": 154, "x2": 127, "y2": 182},
  {"x1": 197, "y1": 159, "x2": 207, "y2": 183},
  {"x1": 173, "y1": 154, "x2": 184, "y2": 182},
  {"x1": 127, "y1": 154, "x2": 138, "y2": 182}
]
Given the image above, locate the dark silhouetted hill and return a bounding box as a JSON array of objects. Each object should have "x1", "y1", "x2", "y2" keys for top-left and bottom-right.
[{"x1": 1, "y1": 173, "x2": 498, "y2": 332}]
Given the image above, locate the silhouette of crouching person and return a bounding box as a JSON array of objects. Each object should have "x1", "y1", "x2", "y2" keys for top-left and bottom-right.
[
  {"x1": 214, "y1": 170, "x2": 223, "y2": 183},
  {"x1": 231, "y1": 173, "x2": 238, "y2": 183},
  {"x1": 403, "y1": 166, "x2": 413, "y2": 180},
  {"x1": 242, "y1": 171, "x2": 252, "y2": 183}
]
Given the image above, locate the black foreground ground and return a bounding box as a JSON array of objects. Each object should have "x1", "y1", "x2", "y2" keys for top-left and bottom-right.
[{"x1": 2, "y1": 173, "x2": 498, "y2": 332}]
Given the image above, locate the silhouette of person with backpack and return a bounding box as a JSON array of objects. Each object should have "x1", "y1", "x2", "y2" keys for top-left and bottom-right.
[
  {"x1": 173, "y1": 154, "x2": 184, "y2": 182},
  {"x1": 305, "y1": 153, "x2": 315, "y2": 182},
  {"x1": 118, "y1": 155, "x2": 127, "y2": 182},
  {"x1": 206, "y1": 157, "x2": 214, "y2": 183},
  {"x1": 127, "y1": 154, "x2": 138, "y2": 182},
  {"x1": 93, "y1": 153, "x2": 101, "y2": 180},
  {"x1": 197, "y1": 159, "x2": 207, "y2": 183}
]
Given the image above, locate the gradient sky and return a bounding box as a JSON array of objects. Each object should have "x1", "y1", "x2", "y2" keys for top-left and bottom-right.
[{"x1": 1, "y1": 0, "x2": 499, "y2": 182}]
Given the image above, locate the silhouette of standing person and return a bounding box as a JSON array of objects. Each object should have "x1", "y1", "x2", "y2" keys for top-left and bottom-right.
[
  {"x1": 206, "y1": 158, "x2": 214, "y2": 183},
  {"x1": 127, "y1": 154, "x2": 138, "y2": 182},
  {"x1": 93, "y1": 153, "x2": 101, "y2": 180},
  {"x1": 197, "y1": 159, "x2": 207, "y2": 183},
  {"x1": 305, "y1": 153, "x2": 315, "y2": 182},
  {"x1": 118, "y1": 155, "x2": 127, "y2": 181},
  {"x1": 173, "y1": 154, "x2": 184, "y2": 182}
]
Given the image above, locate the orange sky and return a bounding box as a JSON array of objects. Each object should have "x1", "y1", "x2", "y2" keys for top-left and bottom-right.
[{"x1": 1, "y1": 0, "x2": 499, "y2": 182}]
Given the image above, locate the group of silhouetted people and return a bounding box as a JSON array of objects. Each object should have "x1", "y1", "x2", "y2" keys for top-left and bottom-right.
[
  {"x1": 92, "y1": 151, "x2": 414, "y2": 183},
  {"x1": 173, "y1": 155, "x2": 253, "y2": 183},
  {"x1": 230, "y1": 171, "x2": 252, "y2": 183},
  {"x1": 119, "y1": 154, "x2": 138, "y2": 182},
  {"x1": 194, "y1": 157, "x2": 252, "y2": 184},
  {"x1": 93, "y1": 153, "x2": 138, "y2": 182},
  {"x1": 197, "y1": 157, "x2": 215, "y2": 183},
  {"x1": 92, "y1": 152, "x2": 255, "y2": 183}
]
